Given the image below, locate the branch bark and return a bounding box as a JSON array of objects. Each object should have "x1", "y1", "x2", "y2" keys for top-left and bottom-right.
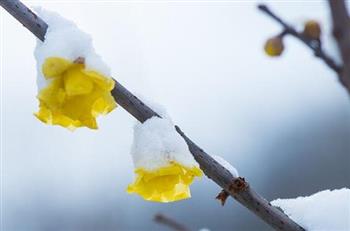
[
  {"x1": 0, "y1": 0, "x2": 47, "y2": 41},
  {"x1": 328, "y1": 0, "x2": 350, "y2": 92},
  {"x1": 258, "y1": 4, "x2": 350, "y2": 95},
  {"x1": 154, "y1": 213, "x2": 191, "y2": 231},
  {"x1": 0, "y1": 0, "x2": 305, "y2": 230}
]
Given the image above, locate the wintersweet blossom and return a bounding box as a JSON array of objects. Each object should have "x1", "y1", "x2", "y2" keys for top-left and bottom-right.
[
  {"x1": 128, "y1": 116, "x2": 202, "y2": 203},
  {"x1": 35, "y1": 57, "x2": 116, "y2": 129},
  {"x1": 34, "y1": 8, "x2": 116, "y2": 130},
  {"x1": 127, "y1": 162, "x2": 202, "y2": 202}
]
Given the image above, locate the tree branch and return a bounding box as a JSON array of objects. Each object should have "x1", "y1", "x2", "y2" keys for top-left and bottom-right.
[
  {"x1": 328, "y1": 0, "x2": 350, "y2": 91},
  {"x1": 154, "y1": 213, "x2": 191, "y2": 231},
  {"x1": 258, "y1": 4, "x2": 350, "y2": 94},
  {"x1": 0, "y1": 0, "x2": 305, "y2": 230},
  {"x1": 0, "y1": 0, "x2": 47, "y2": 41}
]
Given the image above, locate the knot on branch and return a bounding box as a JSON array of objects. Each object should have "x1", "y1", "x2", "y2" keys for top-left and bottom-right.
[
  {"x1": 216, "y1": 190, "x2": 229, "y2": 206},
  {"x1": 216, "y1": 177, "x2": 248, "y2": 206},
  {"x1": 229, "y1": 177, "x2": 249, "y2": 193}
]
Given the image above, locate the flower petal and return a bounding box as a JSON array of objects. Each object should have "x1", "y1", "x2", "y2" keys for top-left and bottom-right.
[
  {"x1": 63, "y1": 65, "x2": 94, "y2": 96},
  {"x1": 42, "y1": 57, "x2": 72, "y2": 79},
  {"x1": 127, "y1": 162, "x2": 202, "y2": 203},
  {"x1": 83, "y1": 69, "x2": 115, "y2": 91}
]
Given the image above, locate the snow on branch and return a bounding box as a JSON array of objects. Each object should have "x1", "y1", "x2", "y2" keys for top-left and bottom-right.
[{"x1": 271, "y1": 188, "x2": 350, "y2": 231}]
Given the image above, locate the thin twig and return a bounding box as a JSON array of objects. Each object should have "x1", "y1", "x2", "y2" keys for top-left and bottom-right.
[
  {"x1": 154, "y1": 213, "x2": 191, "y2": 231},
  {"x1": 328, "y1": 0, "x2": 350, "y2": 91},
  {"x1": 0, "y1": 1, "x2": 305, "y2": 230},
  {"x1": 258, "y1": 4, "x2": 350, "y2": 94}
]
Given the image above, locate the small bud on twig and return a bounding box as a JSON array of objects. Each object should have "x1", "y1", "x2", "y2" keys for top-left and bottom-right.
[
  {"x1": 216, "y1": 190, "x2": 230, "y2": 206},
  {"x1": 264, "y1": 36, "x2": 284, "y2": 57},
  {"x1": 303, "y1": 20, "x2": 321, "y2": 40}
]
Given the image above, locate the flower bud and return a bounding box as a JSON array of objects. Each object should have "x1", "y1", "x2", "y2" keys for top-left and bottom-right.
[
  {"x1": 264, "y1": 37, "x2": 284, "y2": 57},
  {"x1": 303, "y1": 20, "x2": 321, "y2": 40}
]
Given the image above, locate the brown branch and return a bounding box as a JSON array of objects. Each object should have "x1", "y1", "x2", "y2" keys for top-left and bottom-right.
[
  {"x1": 328, "y1": 0, "x2": 350, "y2": 91},
  {"x1": 154, "y1": 213, "x2": 191, "y2": 231},
  {"x1": 0, "y1": 1, "x2": 305, "y2": 230},
  {"x1": 0, "y1": 0, "x2": 47, "y2": 41},
  {"x1": 258, "y1": 4, "x2": 350, "y2": 94}
]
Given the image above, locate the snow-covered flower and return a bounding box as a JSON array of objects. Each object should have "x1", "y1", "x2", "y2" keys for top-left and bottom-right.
[
  {"x1": 34, "y1": 8, "x2": 116, "y2": 130},
  {"x1": 127, "y1": 117, "x2": 202, "y2": 203}
]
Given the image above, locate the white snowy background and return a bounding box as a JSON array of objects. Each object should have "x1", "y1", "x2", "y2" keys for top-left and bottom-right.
[{"x1": 1, "y1": 0, "x2": 349, "y2": 230}]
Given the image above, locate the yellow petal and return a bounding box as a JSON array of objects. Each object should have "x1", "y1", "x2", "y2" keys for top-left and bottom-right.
[
  {"x1": 83, "y1": 69, "x2": 115, "y2": 91},
  {"x1": 63, "y1": 65, "x2": 94, "y2": 96},
  {"x1": 42, "y1": 57, "x2": 72, "y2": 79},
  {"x1": 92, "y1": 96, "x2": 116, "y2": 117},
  {"x1": 35, "y1": 103, "x2": 82, "y2": 130},
  {"x1": 37, "y1": 78, "x2": 66, "y2": 109},
  {"x1": 127, "y1": 162, "x2": 202, "y2": 203}
]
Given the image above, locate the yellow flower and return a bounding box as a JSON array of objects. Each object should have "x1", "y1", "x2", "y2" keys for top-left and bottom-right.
[
  {"x1": 127, "y1": 162, "x2": 202, "y2": 203},
  {"x1": 35, "y1": 57, "x2": 117, "y2": 130}
]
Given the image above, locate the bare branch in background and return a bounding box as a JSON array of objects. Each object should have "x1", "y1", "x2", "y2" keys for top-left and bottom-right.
[
  {"x1": 328, "y1": 0, "x2": 350, "y2": 92},
  {"x1": 154, "y1": 213, "x2": 191, "y2": 231},
  {"x1": 258, "y1": 4, "x2": 350, "y2": 95},
  {"x1": 0, "y1": 0, "x2": 306, "y2": 230}
]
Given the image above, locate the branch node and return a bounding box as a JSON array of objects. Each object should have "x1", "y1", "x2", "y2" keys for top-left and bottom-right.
[
  {"x1": 74, "y1": 57, "x2": 85, "y2": 64},
  {"x1": 216, "y1": 178, "x2": 248, "y2": 206},
  {"x1": 216, "y1": 190, "x2": 229, "y2": 206},
  {"x1": 229, "y1": 177, "x2": 249, "y2": 193}
]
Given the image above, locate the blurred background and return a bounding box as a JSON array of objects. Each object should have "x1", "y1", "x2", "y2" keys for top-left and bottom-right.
[{"x1": 1, "y1": 0, "x2": 349, "y2": 230}]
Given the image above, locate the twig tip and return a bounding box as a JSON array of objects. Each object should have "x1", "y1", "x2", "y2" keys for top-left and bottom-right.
[{"x1": 257, "y1": 4, "x2": 268, "y2": 12}]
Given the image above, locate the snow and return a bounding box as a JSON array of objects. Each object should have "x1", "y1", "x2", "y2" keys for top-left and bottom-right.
[
  {"x1": 130, "y1": 116, "x2": 199, "y2": 170},
  {"x1": 211, "y1": 155, "x2": 238, "y2": 177},
  {"x1": 135, "y1": 94, "x2": 171, "y2": 120},
  {"x1": 271, "y1": 188, "x2": 350, "y2": 231},
  {"x1": 130, "y1": 97, "x2": 238, "y2": 177},
  {"x1": 33, "y1": 7, "x2": 110, "y2": 90}
]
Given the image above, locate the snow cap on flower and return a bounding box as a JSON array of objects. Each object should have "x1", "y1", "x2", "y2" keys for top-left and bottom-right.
[
  {"x1": 33, "y1": 8, "x2": 116, "y2": 130},
  {"x1": 127, "y1": 116, "x2": 202, "y2": 203}
]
